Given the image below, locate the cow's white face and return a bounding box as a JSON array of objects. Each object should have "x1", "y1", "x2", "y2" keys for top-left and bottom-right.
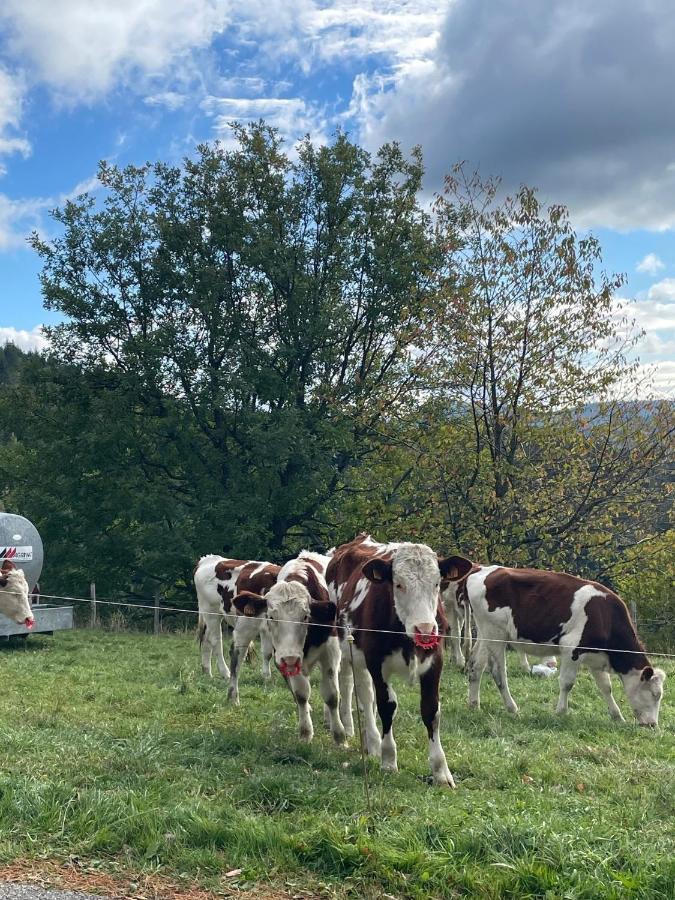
[
  {"x1": 363, "y1": 545, "x2": 472, "y2": 649},
  {"x1": 0, "y1": 567, "x2": 34, "y2": 627},
  {"x1": 621, "y1": 666, "x2": 666, "y2": 726},
  {"x1": 265, "y1": 582, "x2": 312, "y2": 676}
]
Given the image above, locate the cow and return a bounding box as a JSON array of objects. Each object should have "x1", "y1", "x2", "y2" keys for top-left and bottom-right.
[
  {"x1": 462, "y1": 562, "x2": 666, "y2": 726},
  {"x1": 0, "y1": 561, "x2": 35, "y2": 628},
  {"x1": 229, "y1": 551, "x2": 345, "y2": 745},
  {"x1": 326, "y1": 534, "x2": 473, "y2": 787},
  {"x1": 193, "y1": 555, "x2": 281, "y2": 680}
]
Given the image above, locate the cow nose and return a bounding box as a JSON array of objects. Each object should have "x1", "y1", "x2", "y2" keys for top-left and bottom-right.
[
  {"x1": 416, "y1": 622, "x2": 436, "y2": 635},
  {"x1": 281, "y1": 656, "x2": 301, "y2": 668}
]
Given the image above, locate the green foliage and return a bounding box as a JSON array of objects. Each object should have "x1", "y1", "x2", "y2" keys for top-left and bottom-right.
[
  {"x1": 0, "y1": 133, "x2": 672, "y2": 605},
  {"x1": 0, "y1": 630, "x2": 673, "y2": 898}
]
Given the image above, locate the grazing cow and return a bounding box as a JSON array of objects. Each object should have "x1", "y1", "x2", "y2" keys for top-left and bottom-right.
[
  {"x1": 193, "y1": 555, "x2": 281, "y2": 679},
  {"x1": 463, "y1": 562, "x2": 666, "y2": 726},
  {"x1": 326, "y1": 534, "x2": 473, "y2": 787},
  {"x1": 0, "y1": 561, "x2": 35, "y2": 628},
  {"x1": 230, "y1": 551, "x2": 345, "y2": 745}
]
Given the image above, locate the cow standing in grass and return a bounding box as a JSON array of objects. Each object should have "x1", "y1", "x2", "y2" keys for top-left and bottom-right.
[
  {"x1": 230, "y1": 551, "x2": 345, "y2": 745},
  {"x1": 326, "y1": 534, "x2": 473, "y2": 787},
  {"x1": 0, "y1": 561, "x2": 35, "y2": 628},
  {"x1": 193, "y1": 555, "x2": 280, "y2": 680},
  {"x1": 463, "y1": 563, "x2": 666, "y2": 725}
]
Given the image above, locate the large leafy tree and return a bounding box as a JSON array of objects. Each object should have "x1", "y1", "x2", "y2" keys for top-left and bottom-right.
[{"x1": 17, "y1": 125, "x2": 444, "y2": 595}]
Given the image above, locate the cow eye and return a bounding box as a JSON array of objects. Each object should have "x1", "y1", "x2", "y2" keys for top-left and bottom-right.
[{"x1": 396, "y1": 583, "x2": 404, "y2": 591}]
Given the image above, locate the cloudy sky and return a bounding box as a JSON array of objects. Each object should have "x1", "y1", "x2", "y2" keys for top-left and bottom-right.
[{"x1": 1, "y1": 0, "x2": 674, "y2": 395}]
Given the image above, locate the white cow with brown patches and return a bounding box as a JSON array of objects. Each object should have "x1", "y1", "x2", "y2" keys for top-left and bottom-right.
[
  {"x1": 193, "y1": 555, "x2": 280, "y2": 680},
  {"x1": 462, "y1": 562, "x2": 666, "y2": 726}
]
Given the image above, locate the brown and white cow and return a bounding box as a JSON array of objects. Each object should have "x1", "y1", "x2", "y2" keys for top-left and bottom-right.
[
  {"x1": 463, "y1": 563, "x2": 666, "y2": 726},
  {"x1": 326, "y1": 534, "x2": 473, "y2": 787},
  {"x1": 230, "y1": 551, "x2": 345, "y2": 745},
  {"x1": 0, "y1": 561, "x2": 35, "y2": 628},
  {"x1": 193, "y1": 555, "x2": 281, "y2": 679}
]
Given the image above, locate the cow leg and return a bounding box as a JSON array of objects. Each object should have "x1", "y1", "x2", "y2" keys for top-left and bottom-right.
[
  {"x1": 212, "y1": 618, "x2": 230, "y2": 680},
  {"x1": 227, "y1": 617, "x2": 262, "y2": 705},
  {"x1": 200, "y1": 621, "x2": 213, "y2": 676},
  {"x1": 260, "y1": 627, "x2": 274, "y2": 680},
  {"x1": 318, "y1": 644, "x2": 346, "y2": 745},
  {"x1": 352, "y1": 665, "x2": 381, "y2": 757},
  {"x1": 591, "y1": 669, "x2": 625, "y2": 722},
  {"x1": 488, "y1": 645, "x2": 519, "y2": 714},
  {"x1": 446, "y1": 605, "x2": 465, "y2": 670},
  {"x1": 372, "y1": 671, "x2": 398, "y2": 772},
  {"x1": 420, "y1": 657, "x2": 455, "y2": 788},
  {"x1": 288, "y1": 672, "x2": 314, "y2": 742},
  {"x1": 338, "y1": 649, "x2": 355, "y2": 738},
  {"x1": 516, "y1": 648, "x2": 531, "y2": 673},
  {"x1": 467, "y1": 639, "x2": 488, "y2": 708},
  {"x1": 555, "y1": 653, "x2": 580, "y2": 715}
]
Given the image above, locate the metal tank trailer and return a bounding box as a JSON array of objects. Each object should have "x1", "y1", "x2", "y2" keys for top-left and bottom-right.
[{"x1": 0, "y1": 512, "x2": 73, "y2": 638}]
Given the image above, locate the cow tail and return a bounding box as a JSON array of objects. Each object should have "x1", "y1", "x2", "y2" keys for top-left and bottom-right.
[
  {"x1": 463, "y1": 597, "x2": 473, "y2": 662},
  {"x1": 197, "y1": 614, "x2": 207, "y2": 645}
]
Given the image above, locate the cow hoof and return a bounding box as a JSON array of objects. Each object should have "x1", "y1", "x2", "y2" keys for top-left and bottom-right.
[
  {"x1": 433, "y1": 771, "x2": 456, "y2": 789},
  {"x1": 299, "y1": 727, "x2": 314, "y2": 743},
  {"x1": 468, "y1": 699, "x2": 480, "y2": 709},
  {"x1": 227, "y1": 689, "x2": 240, "y2": 705},
  {"x1": 381, "y1": 761, "x2": 398, "y2": 774},
  {"x1": 506, "y1": 704, "x2": 519, "y2": 715},
  {"x1": 332, "y1": 729, "x2": 348, "y2": 746}
]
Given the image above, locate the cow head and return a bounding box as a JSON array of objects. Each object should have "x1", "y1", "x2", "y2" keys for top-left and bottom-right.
[
  {"x1": 620, "y1": 665, "x2": 667, "y2": 726},
  {"x1": 363, "y1": 545, "x2": 473, "y2": 648},
  {"x1": 0, "y1": 561, "x2": 35, "y2": 628},
  {"x1": 233, "y1": 582, "x2": 336, "y2": 678}
]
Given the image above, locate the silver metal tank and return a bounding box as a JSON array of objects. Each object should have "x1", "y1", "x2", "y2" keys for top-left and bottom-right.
[{"x1": 0, "y1": 512, "x2": 44, "y2": 591}]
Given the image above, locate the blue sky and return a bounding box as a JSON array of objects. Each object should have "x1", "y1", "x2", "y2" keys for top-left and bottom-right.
[{"x1": 1, "y1": 0, "x2": 674, "y2": 396}]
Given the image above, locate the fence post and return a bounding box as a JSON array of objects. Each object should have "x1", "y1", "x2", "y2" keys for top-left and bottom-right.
[
  {"x1": 154, "y1": 590, "x2": 161, "y2": 636},
  {"x1": 90, "y1": 582, "x2": 97, "y2": 628}
]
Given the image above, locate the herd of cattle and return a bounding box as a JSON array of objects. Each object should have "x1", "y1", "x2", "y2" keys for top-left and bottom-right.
[
  {"x1": 194, "y1": 534, "x2": 667, "y2": 788},
  {"x1": 0, "y1": 541, "x2": 665, "y2": 789}
]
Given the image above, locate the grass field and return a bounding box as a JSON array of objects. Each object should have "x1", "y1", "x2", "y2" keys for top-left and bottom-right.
[{"x1": 0, "y1": 629, "x2": 673, "y2": 899}]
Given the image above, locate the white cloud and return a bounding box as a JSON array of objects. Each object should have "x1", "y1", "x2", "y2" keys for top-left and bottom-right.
[
  {"x1": 0, "y1": 66, "x2": 30, "y2": 169},
  {"x1": 0, "y1": 0, "x2": 232, "y2": 102},
  {"x1": 0, "y1": 325, "x2": 48, "y2": 352},
  {"x1": 633, "y1": 360, "x2": 675, "y2": 399},
  {"x1": 203, "y1": 95, "x2": 329, "y2": 148},
  {"x1": 636, "y1": 253, "x2": 665, "y2": 275},
  {"x1": 0, "y1": 174, "x2": 99, "y2": 251}
]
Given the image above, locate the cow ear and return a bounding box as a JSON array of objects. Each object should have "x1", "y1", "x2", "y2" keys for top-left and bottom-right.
[
  {"x1": 1, "y1": 560, "x2": 15, "y2": 573},
  {"x1": 232, "y1": 591, "x2": 267, "y2": 617},
  {"x1": 438, "y1": 555, "x2": 473, "y2": 582},
  {"x1": 363, "y1": 558, "x2": 393, "y2": 583},
  {"x1": 641, "y1": 666, "x2": 655, "y2": 682},
  {"x1": 310, "y1": 600, "x2": 337, "y2": 624}
]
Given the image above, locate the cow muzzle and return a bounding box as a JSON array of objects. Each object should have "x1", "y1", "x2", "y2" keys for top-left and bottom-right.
[
  {"x1": 278, "y1": 656, "x2": 302, "y2": 678},
  {"x1": 413, "y1": 623, "x2": 440, "y2": 650},
  {"x1": 24, "y1": 617, "x2": 35, "y2": 630}
]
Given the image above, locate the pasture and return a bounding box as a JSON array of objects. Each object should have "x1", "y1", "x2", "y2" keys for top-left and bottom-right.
[{"x1": 1, "y1": 629, "x2": 673, "y2": 899}]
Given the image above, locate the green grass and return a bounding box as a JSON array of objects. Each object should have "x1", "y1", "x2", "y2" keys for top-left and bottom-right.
[{"x1": 0, "y1": 630, "x2": 673, "y2": 899}]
